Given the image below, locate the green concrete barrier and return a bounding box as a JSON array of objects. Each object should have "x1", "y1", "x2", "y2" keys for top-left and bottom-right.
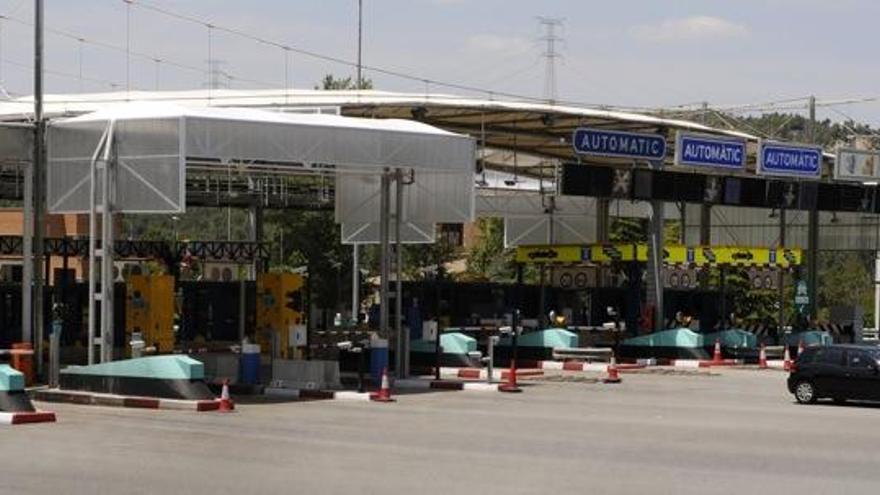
[
  {"x1": 62, "y1": 355, "x2": 205, "y2": 380},
  {"x1": 0, "y1": 365, "x2": 25, "y2": 392}
]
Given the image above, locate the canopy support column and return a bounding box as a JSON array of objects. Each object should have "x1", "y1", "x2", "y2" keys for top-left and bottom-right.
[
  {"x1": 646, "y1": 200, "x2": 664, "y2": 331},
  {"x1": 378, "y1": 169, "x2": 391, "y2": 359},
  {"x1": 778, "y1": 209, "x2": 787, "y2": 338},
  {"x1": 394, "y1": 169, "x2": 406, "y2": 378}
]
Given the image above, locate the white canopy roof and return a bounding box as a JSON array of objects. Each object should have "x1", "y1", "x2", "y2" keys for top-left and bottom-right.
[{"x1": 47, "y1": 102, "x2": 475, "y2": 225}]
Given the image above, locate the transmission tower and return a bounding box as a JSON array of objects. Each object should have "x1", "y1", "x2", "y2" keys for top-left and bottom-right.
[
  {"x1": 537, "y1": 17, "x2": 563, "y2": 104},
  {"x1": 204, "y1": 59, "x2": 230, "y2": 89}
]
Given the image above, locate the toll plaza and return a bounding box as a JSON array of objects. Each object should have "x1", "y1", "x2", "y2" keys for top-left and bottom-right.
[{"x1": 0, "y1": 89, "x2": 876, "y2": 412}]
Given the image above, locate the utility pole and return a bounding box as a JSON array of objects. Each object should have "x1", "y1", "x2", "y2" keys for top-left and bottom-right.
[
  {"x1": 33, "y1": 0, "x2": 46, "y2": 376},
  {"x1": 537, "y1": 17, "x2": 563, "y2": 104},
  {"x1": 806, "y1": 95, "x2": 819, "y2": 322},
  {"x1": 357, "y1": 0, "x2": 363, "y2": 89}
]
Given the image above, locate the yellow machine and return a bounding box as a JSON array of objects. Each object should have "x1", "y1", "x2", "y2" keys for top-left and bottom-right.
[
  {"x1": 256, "y1": 273, "x2": 306, "y2": 359},
  {"x1": 125, "y1": 274, "x2": 175, "y2": 355}
]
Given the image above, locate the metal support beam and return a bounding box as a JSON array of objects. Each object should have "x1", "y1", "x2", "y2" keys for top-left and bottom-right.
[
  {"x1": 806, "y1": 95, "x2": 818, "y2": 321},
  {"x1": 778, "y1": 209, "x2": 786, "y2": 335},
  {"x1": 32, "y1": 0, "x2": 46, "y2": 375},
  {"x1": 21, "y1": 162, "x2": 33, "y2": 345},
  {"x1": 807, "y1": 208, "x2": 819, "y2": 320},
  {"x1": 596, "y1": 197, "x2": 610, "y2": 242},
  {"x1": 647, "y1": 200, "x2": 664, "y2": 331},
  {"x1": 378, "y1": 170, "x2": 391, "y2": 354},
  {"x1": 394, "y1": 169, "x2": 405, "y2": 378},
  {"x1": 678, "y1": 202, "x2": 687, "y2": 244},
  {"x1": 351, "y1": 243, "x2": 359, "y2": 323},
  {"x1": 699, "y1": 205, "x2": 711, "y2": 245}
]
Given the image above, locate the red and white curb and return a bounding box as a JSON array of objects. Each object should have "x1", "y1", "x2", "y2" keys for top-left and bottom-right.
[
  {"x1": 0, "y1": 410, "x2": 56, "y2": 425},
  {"x1": 441, "y1": 359, "x2": 654, "y2": 379},
  {"x1": 396, "y1": 378, "x2": 505, "y2": 392},
  {"x1": 442, "y1": 367, "x2": 545, "y2": 381},
  {"x1": 32, "y1": 389, "x2": 223, "y2": 412},
  {"x1": 264, "y1": 388, "x2": 372, "y2": 402},
  {"x1": 664, "y1": 359, "x2": 745, "y2": 369}
]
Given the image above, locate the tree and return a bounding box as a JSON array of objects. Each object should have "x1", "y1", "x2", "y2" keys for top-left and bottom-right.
[{"x1": 316, "y1": 74, "x2": 373, "y2": 90}]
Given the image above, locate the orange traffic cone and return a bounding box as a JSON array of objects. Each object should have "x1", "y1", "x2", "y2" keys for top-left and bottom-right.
[
  {"x1": 603, "y1": 355, "x2": 622, "y2": 384},
  {"x1": 712, "y1": 338, "x2": 723, "y2": 363},
  {"x1": 758, "y1": 344, "x2": 768, "y2": 369},
  {"x1": 370, "y1": 367, "x2": 395, "y2": 402},
  {"x1": 218, "y1": 379, "x2": 234, "y2": 413},
  {"x1": 783, "y1": 346, "x2": 792, "y2": 372},
  {"x1": 498, "y1": 359, "x2": 522, "y2": 393},
  {"x1": 798, "y1": 340, "x2": 805, "y2": 357}
]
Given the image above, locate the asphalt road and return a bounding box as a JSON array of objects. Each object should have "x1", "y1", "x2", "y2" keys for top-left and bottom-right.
[{"x1": 2, "y1": 369, "x2": 879, "y2": 494}]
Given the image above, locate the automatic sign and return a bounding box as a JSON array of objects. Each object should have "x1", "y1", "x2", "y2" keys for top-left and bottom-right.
[{"x1": 572, "y1": 128, "x2": 666, "y2": 161}]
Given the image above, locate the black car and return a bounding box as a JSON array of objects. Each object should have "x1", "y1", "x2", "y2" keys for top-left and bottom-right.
[{"x1": 787, "y1": 344, "x2": 880, "y2": 404}]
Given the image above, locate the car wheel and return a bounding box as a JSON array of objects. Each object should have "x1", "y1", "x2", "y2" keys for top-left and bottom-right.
[{"x1": 794, "y1": 381, "x2": 817, "y2": 404}]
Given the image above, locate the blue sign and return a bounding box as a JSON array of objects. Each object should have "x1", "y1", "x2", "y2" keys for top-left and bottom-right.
[
  {"x1": 572, "y1": 128, "x2": 666, "y2": 161},
  {"x1": 759, "y1": 142, "x2": 823, "y2": 178},
  {"x1": 674, "y1": 132, "x2": 746, "y2": 170}
]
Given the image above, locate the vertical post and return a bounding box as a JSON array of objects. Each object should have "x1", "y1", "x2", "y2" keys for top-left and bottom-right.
[
  {"x1": 100, "y1": 142, "x2": 115, "y2": 363},
  {"x1": 513, "y1": 264, "x2": 523, "y2": 367},
  {"x1": 699, "y1": 205, "x2": 711, "y2": 245},
  {"x1": 678, "y1": 202, "x2": 687, "y2": 244},
  {"x1": 874, "y1": 250, "x2": 880, "y2": 334},
  {"x1": 33, "y1": 0, "x2": 46, "y2": 375},
  {"x1": 647, "y1": 200, "x2": 665, "y2": 331},
  {"x1": 21, "y1": 162, "x2": 33, "y2": 345},
  {"x1": 378, "y1": 170, "x2": 390, "y2": 354},
  {"x1": 394, "y1": 169, "x2": 405, "y2": 377},
  {"x1": 434, "y1": 249, "x2": 442, "y2": 381},
  {"x1": 778, "y1": 209, "x2": 786, "y2": 340},
  {"x1": 720, "y1": 266, "x2": 727, "y2": 330},
  {"x1": 596, "y1": 197, "x2": 609, "y2": 288},
  {"x1": 351, "y1": 243, "x2": 359, "y2": 324},
  {"x1": 806, "y1": 95, "x2": 819, "y2": 322},
  {"x1": 87, "y1": 150, "x2": 98, "y2": 365},
  {"x1": 356, "y1": 0, "x2": 363, "y2": 89}
]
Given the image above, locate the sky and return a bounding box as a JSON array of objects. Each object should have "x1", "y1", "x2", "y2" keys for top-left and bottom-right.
[{"x1": 2, "y1": 0, "x2": 880, "y2": 124}]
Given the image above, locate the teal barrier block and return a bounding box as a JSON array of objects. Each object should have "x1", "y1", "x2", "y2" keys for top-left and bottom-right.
[
  {"x1": 411, "y1": 332, "x2": 477, "y2": 354},
  {"x1": 703, "y1": 329, "x2": 757, "y2": 349},
  {"x1": 623, "y1": 328, "x2": 705, "y2": 348},
  {"x1": 0, "y1": 364, "x2": 25, "y2": 392},
  {"x1": 498, "y1": 328, "x2": 579, "y2": 348},
  {"x1": 61, "y1": 355, "x2": 205, "y2": 381}
]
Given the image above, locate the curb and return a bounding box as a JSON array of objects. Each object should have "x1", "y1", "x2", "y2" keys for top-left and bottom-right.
[
  {"x1": 396, "y1": 378, "x2": 506, "y2": 392},
  {"x1": 443, "y1": 360, "x2": 652, "y2": 378},
  {"x1": 0, "y1": 410, "x2": 56, "y2": 425},
  {"x1": 662, "y1": 359, "x2": 745, "y2": 369},
  {"x1": 441, "y1": 367, "x2": 546, "y2": 381},
  {"x1": 263, "y1": 388, "x2": 372, "y2": 401},
  {"x1": 32, "y1": 389, "x2": 224, "y2": 412}
]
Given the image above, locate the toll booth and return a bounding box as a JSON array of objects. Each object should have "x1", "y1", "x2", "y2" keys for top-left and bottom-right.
[
  {"x1": 514, "y1": 243, "x2": 803, "y2": 341},
  {"x1": 255, "y1": 273, "x2": 306, "y2": 359},
  {"x1": 125, "y1": 274, "x2": 175, "y2": 355}
]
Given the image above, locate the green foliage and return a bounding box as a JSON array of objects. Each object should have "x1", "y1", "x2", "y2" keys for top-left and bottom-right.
[
  {"x1": 465, "y1": 217, "x2": 514, "y2": 281},
  {"x1": 265, "y1": 210, "x2": 350, "y2": 310},
  {"x1": 817, "y1": 252, "x2": 874, "y2": 324},
  {"x1": 316, "y1": 74, "x2": 374, "y2": 90}
]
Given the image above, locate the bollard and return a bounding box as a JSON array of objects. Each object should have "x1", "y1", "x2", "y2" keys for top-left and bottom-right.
[
  {"x1": 486, "y1": 335, "x2": 497, "y2": 385},
  {"x1": 49, "y1": 319, "x2": 62, "y2": 388},
  {"x1": 11, "y1": 343, "x2": 34, "y2": 387}
]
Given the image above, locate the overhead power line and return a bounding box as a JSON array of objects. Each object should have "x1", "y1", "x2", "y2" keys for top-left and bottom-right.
[
  {"x1": 121, "y1": 0, "x2": 618, "y2": 107},
  {"x1": 0, "y1": 12, "x2": 278, "y2": 90}
]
